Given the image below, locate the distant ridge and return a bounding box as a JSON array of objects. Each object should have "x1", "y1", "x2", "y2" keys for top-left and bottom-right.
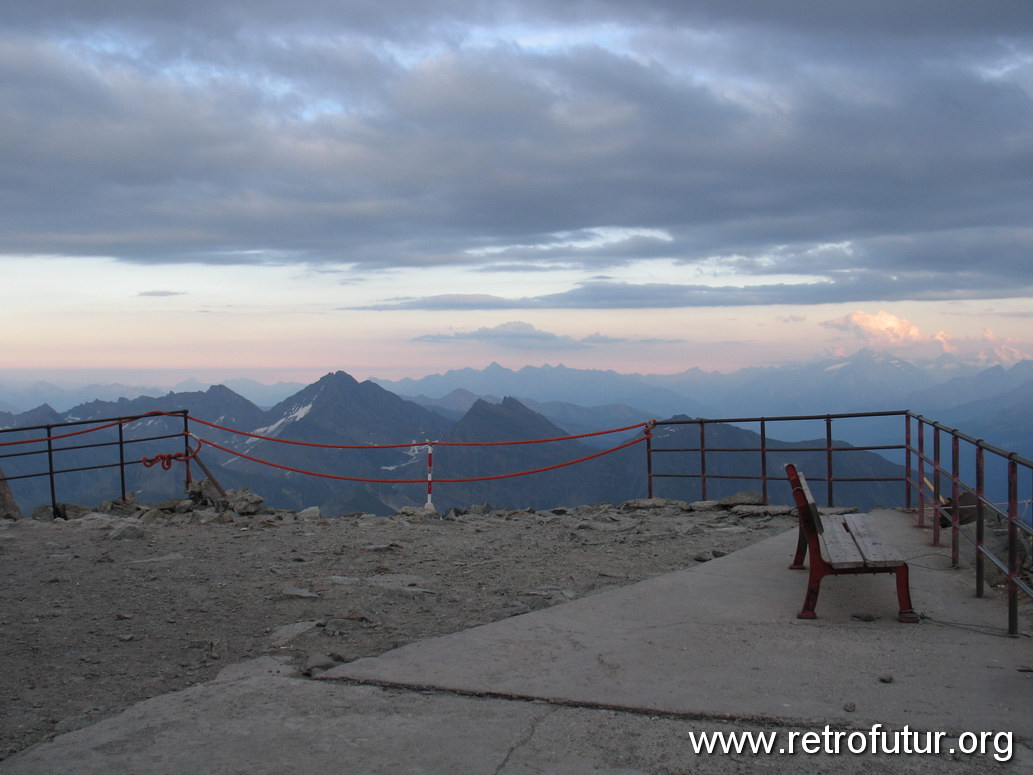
[
  {"x1": 6, "y1": 353, "x2": 1033, "y2": 515},
  {"x1": 374, "y1": 362, "x2": 708, "y2": 418},
  {"x1": 1, "y1": 369, "x2": 915, "y2": 516},
  {"x1": 373, "y1": 353, "x2": 1033, "y2": 419}
]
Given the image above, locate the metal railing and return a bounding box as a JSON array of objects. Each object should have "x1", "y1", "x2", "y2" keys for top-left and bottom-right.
[
  {"x1": 646, "y1": 410, "x2": 911, "y2": 505},
  {"x1": 646, "y1": 410, "x2": 1032, "y2": 636},
  {"x1": 0, "y1": 411, "x2": 191, "y2": 517},
  {"x1": 2, "y1": 407, "x2": 1030, "y2": 635},
  {"x1": 908, "y1": 413, "x2": 1033, "y2": 637}
]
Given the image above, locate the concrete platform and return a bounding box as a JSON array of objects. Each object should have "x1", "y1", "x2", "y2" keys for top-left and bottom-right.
[
  {"x1": 325, "y1": 510, "x2": 1031, "y2": 732},
  {"x1": 3, "y1": 510, "x2": 1031, "y2": 774}
]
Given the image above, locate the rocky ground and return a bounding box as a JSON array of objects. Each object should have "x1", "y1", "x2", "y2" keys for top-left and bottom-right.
[{"x1": 0, "y1": 484, "x2": 800, "y2": 761}]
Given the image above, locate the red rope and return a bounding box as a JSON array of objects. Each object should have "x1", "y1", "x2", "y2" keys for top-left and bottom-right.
[
  {"x1": 1, "y1": 409, "x2": 654, "y2": 493},
  {"x1": 143, "y1": 411, "x2": 649, "y2": 449},
  {"x1": 436, "y1": 422, "x2": 649, "y2": 446},
  {"x1": 437, "y1": 434, "x2": 650, "y2": 482},
  {"x1": 1, "y1": 410, "x2": 649, "y2": 451},
  {"x1": 141, "y1": 437, "x2": 203, "y2": 470},
  {"x1": 0, "y1": 418, "x2": 130, "y2": 447},
  {"x1": 195, "y1": 436, "x2": 428, "y2": 483},
  {"x1": 189, "y1": 415, "x2": 417, "y2": 448},
  {"x1": 192, "y1": 432, "x2": 650, "y2": 484}
]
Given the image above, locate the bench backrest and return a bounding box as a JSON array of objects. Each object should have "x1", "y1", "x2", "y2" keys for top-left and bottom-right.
[{"x1": 785, "y1": 463, "x2": 823, "y2": 535}]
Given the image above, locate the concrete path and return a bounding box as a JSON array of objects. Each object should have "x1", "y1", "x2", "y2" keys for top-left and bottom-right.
[
  {"x1": 3, "y1": 510, "x2": 1031, "y2": 774},
  {"x1": 325, "y1": 510, "x2": 1030, "y2": 732}
]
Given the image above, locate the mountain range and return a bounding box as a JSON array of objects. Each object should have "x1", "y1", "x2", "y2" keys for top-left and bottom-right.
[
  {"x1": 3, "y1": 350, "x2": 1031, "y2": 516},
  {"x1": 0, "y1": 365, "x2": 918, "y2": 516},
  {"x1": 4, "y1": 349, "x2": 1031, "y2": 424},
  {"x1": 378, "y1": 352, "x2": 1033, "y2": 459},
  {"x1": 0, "y1": 377, "x2": 309, "y2": 413},
  {"x1": 374, "y1": 351, "x2": 1033, "y2": 420}
]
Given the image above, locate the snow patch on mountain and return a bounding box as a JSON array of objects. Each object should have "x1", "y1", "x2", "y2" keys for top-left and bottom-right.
[{"x1": 248, "y1": 402, "x2": 313, "y2": 441}]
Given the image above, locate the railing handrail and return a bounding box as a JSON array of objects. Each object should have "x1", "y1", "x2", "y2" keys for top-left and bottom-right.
[
  {"x1": 657, "y1": 409, "x2": 910, "y2": 424},
  {"x1": 0, "y1": 409, "x2": 189, "y2": 435},
  {"x1": 906, "y1": 411, "x2": 1033, "y2": 468},
  {"x1": 647, "y1": 410, "x2": 1032, "y2": 637},
  {"x1": 904, "y1": 412, "x2": 1033, "y2": 637},
  {"x1": 0, "y1": 410, "x2": 191, "y2": 517},
  {"x1": 648, "y1": 411, "x2": 912, "y2": 507}
]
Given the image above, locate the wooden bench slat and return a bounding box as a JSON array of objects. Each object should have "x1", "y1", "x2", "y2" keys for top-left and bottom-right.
[
  {"x1": 817, "y1": 515, "x2": 866, "y2": 568},
  {"x1": 843, "y1": 514, "x2": 904, "y2": 567}
]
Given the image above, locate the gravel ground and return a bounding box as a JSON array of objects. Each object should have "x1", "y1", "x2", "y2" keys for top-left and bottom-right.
[{"x1": 0, "y1": 492, "x2": 796, "y2": 761}]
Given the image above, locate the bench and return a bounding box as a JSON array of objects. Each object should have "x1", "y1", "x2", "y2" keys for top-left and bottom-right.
[{"x1": 785, "y1": 463, "x2": 919, "y2": 623}]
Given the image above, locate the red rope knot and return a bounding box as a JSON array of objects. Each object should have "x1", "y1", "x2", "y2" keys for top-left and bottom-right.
[{"x1": 141, "y1": 438, "x2": 202, "y2": 470}]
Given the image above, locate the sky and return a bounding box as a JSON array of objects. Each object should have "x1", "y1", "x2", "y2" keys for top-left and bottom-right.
[{"x1": 3, "y1": 0, "x2": 1033, "y2": 386}]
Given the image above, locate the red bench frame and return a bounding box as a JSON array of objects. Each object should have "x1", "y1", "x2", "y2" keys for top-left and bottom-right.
[{"x1": 786, "y1": 463, "x2": 919, "y2": 623}]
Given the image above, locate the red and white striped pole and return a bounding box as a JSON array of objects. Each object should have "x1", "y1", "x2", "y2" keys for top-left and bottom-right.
[{"x1": 425, "y1": 441, "x2": 434, "y2": 509}]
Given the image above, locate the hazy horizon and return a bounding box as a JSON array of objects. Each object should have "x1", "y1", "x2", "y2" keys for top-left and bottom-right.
[{"x1": 0, "y1": 339, "x2": 1029, "y2": 395}]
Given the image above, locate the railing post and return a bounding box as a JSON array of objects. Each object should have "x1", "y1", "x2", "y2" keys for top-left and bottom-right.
[
  {"x1": 645, "y1": 422, "x2": 654, "y2": 499},
  {"x1": 917, "y1": 419, "x2": 926, "y2": 528},
  {"x1": 1007, "y1": 459, "x2": 1019, "y2": 637},
  {"x1": 425, "y1": 441, "x2": 434, "y2": 509},
  {"x1": 181, "y1": 412, "x2": 192, "y2": 488},
  {"x1": 933, "y1": 425, "x2": 942, "y2": 547},
  {"x1": 825, "y1": 415, "x2": 834, "y2": 507},
  {"x1": 904, "y1": 414, "x2": 912, "y2": 509},
  {"x1": 951, "y1": 434, "x2": 960, "y2": 568},
  {"x1": 699, "y1": 422, "x2": 707, "y2": 501},
  {"x1": 46, "y1": 424, "x2": 58, "y2": 518},
  {"x1": 975, "y1": 445, "x2": 985, "y2": 598},
  {"x1": 118, "y1": 420, "x2": 128, "y2": 501},
  {"x1": 760, "y1": 419, "x2": 768, "y2": 505},
  {"x1": 190, "y1": 452, "x2": 226, "y2": 497}
]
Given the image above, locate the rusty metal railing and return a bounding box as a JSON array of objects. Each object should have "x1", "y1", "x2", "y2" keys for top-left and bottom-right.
[
  {"x1": 907, "y1": 413, "x2": 1033, "y2": 637},
  {"x1": 0, "y1": 411, "x2": 190, "y2": 517},
  {"x1": 646, "y1": 410, "x2": 1032, "y2": 636},
  {"x1": 646, "y1": 410, "x2": 912, "y2": 505},
  {"x1": 3, "y1": 407, "x2": 1030, "y2": 635}
]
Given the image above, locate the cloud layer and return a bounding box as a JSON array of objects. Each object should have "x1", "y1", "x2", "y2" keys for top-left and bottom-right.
[
  {"x1": 414, "y1": 320, "x2": 680, "y2": 350},
  {"x1": 3, "y1": 1, "x2": 1033, "y2": 309},
  {"x1": 820, "y1": 309, "x2": 1030, "y2": 365}
]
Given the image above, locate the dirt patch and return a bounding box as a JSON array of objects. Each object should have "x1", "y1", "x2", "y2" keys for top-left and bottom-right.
[{"x1": 0, "y1": 494, "x2": 795, "y2": 760}]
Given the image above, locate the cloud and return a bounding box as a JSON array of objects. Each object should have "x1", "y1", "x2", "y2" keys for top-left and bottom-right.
[
  {"x1": 465, "y1": 228, "x2": 676, "y2": 269},
  {"x1": 932, "y1": 330, "x2": 957, "y2": 354},
  {"x1": 361, "y1": 294, "x2": 523, "y2": 311},
  {"x1": 414, "y1": 321, "x2": 590, "y2": 350},
  {"x1": 821, "y1": 311, "x2": 1032, "y2": 364},
  {"x1": 820, "y1": 311, "x2": 923, "y2": 346},
  {"x1": 413, "y1": 321, "x2": 680, "y2": 350},
  {"x1": 356, "y1": 271, "x2": 1033, "y2": 311},
  {"x1": 977, "y1": 328, "x2": 1028, "y2": 365},
  {"x1": 580, "y1": 333, "x2": 626, "y2": 345},
  {"x1": 136, "y1": 290, "x2": 186, "y2": 297},
  {"x1": 1, "y1": 0, "x2": 1032, "y2": 310}
]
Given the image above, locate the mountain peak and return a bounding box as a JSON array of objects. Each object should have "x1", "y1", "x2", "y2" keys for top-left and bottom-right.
[
  {"x1": 848, "y1": 348, "x2": 902, "y2": 364},
  {"x1": 321, "y1": 370, "x2": 360, "y2": 385},
  {"x1": 259, "y1": 368, "x2": 451, "y2": 445},
  {"x1": 453, "y1": 396, "x2": 569, "y2": 442}
]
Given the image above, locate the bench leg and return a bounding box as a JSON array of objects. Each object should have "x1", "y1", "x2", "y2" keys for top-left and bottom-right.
[
  {"x1": 789, "y1": 525, "x2": 808, "y2": 570},
  {"x1": 797, "y1": 565, "x2": 825, "y2": 619},
  {"x1": 894, "y1": 565, "x2": 920, "y2": 623}
]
